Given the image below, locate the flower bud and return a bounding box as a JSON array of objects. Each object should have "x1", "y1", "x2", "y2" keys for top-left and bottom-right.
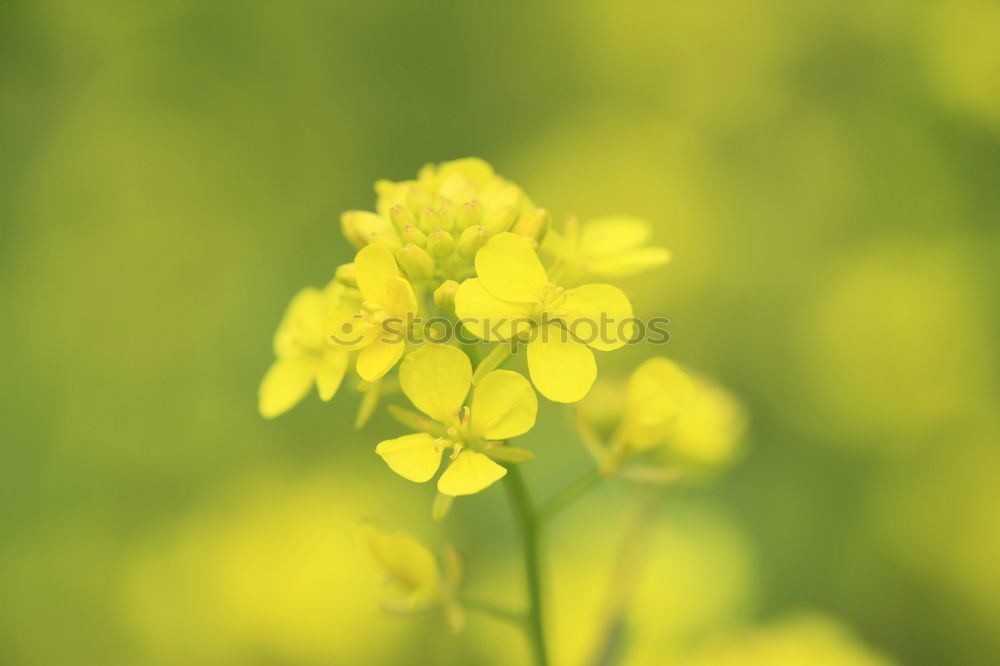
[
  {"x1": 341, "y1": 211, "x2": 393, "y2": 248},
  {"x1": 456, "y1": 200, "x2": 482, "y2": 230},
  {"x1": 335, "y1": 262, "x2": 357, "y2": 287},
  {"x1": 418, "y1": 206, "x2": 440, "y2": 233},
  {"x1": 396, "y1": 243, "x2": 435, "y2": 280},
  {"x1": 436, "y1": 200, "x2": 456, "y2": 232},
  {"x1": 433, "y1": 279, "x2": 460, "y2": 311},
  {"x1": 368, "y1": 230, "x2": 403, "y2": 253},
  {"x1": 510, "y1": 208, "x2": 550, "y2": 245},
  {"x1": 483, "y1": 204, "x2": 518, "y2": 235},
  {"x1": 401, "y1": 224, "x2": 427, "y2": 246},
  {"x1": 427, "y1": 229, "x2": 455, "y2": 258},
  {"x1": 456, "y1": 225, "x2": 489, "y2": 259},
  {"x1": 389, "y1": 204, "x2": 416, "y2": 232}
]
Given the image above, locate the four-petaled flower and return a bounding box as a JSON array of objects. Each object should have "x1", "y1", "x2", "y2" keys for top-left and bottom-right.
[
  {"x1": 455, "y1": 232, "x2": 634, "y2": 403},
  {"x1": 258, "y1": 281, "x2": 353, "y2": 418},
  {"x1": 326, "y1": 244, "x2": 417, "y2": 382},
  {"x1": 376, "y1": 344, "x2": 538, "y2": 496}
]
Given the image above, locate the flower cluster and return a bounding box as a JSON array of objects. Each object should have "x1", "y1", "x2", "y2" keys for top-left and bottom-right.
[{"x1": 258, "y1": 159, "x2": 744, "y2": 649}]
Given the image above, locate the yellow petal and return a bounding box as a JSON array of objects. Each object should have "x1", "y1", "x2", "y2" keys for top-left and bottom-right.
[
  {"x1": 587, "y1": 247, "x2": 671, "y2": 277},
  {"x1": 475, "y1": 232, "x2": 548, "y2": 303},
  {"x1": 258, "y1": 357, "x2": 318, "y2": 418},
  {"x1": 355, "y1": 243, "x2": 398, "y2": 306},
  {"x1": 273, "y1": 287, "x2": 327, "y2": 357},
  {"x1": 454, "y1": 278, "x2": 534, "y2": 341},
  {"x1": 325, "y1": 311, "x2": 378, "y2": 350},
  {"x1": 316, "y1": 349, "x2": 349, "y2": 401},
  {"x1": 579, "y1": 216, "x2": 652, "y2": 257},
  {"x1": 399, "y1": 345, "x2": 471, "y2": 423},
  {"x1": 437, "y1": 450, "x2": 507, "y2": 496},
  {"x1": 559, "y1": 283, "x2": 634, "y2": 351},
  {"x1": 624, "y1": 357, "x2": 698, "y2": 451},
  {"x1": 384, "y1": 275, "x2": 418, "y2": 318},
  {"x1": 357, "y1": 523, "x2": 440, "y2": 608},
  {"x1": 356, "y1": 337, "x2": 405, "y2": 382},
  {"x1": 375, "y1": 433, "x2": 443, "y2": 482},
  {"x1": 526, "y1": 324, "x2": 597, "y2": 403},
  {"x1": 470, "y1": 370, "x2": 538, "y2": 440}
]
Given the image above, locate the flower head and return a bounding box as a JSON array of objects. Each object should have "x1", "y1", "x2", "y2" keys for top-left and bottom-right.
[
  {"x1": 258, "y1": 281, "x2": 354, "y2": 418},
  {"x1": 455, "y1": 232, "x2": 634, "y2": 403},
  {"x1": 375, "y1": 344, "x2": 538, "y2": 497},
  {"x1": 325, "y1": 244, "x2": 417, "y2": 382}
]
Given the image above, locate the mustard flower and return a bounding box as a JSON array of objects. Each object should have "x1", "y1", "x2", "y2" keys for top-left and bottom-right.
[
  {"x1": 455, "y1": 232, "x2": 634, "y2": 403},
  {"x1": 577, "y1": 357, "x2": 746, "y2": 476},
  {"x1": 258, "y1": 281, "x2": 354, "y2": 418},
  {"x1": 545, "y1": 215, "x2": 671, "y2": 285},
  {"x1": 375, "y1": 344, "x2": 537, "y2": 497},
  {"x1": 325, "y1": 244, "x2": 417, "y2": 382}
]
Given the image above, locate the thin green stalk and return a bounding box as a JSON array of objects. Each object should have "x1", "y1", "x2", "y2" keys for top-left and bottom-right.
[
  {"x1": 503, "y1": 466, "x2": 548, "y2": 666},
  {"x1": 460, "y1": 596, "x2": 524, "y2": 626},
  {"x1": 538, "y1": 469, "x2": 602, "y2": 521}
]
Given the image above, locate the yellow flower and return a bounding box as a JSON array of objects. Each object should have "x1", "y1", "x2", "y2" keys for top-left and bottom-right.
[
  {"x1": 545, "y1": 215, "x2": 671, "y2": 285},
  {"x1": 455, "y1": 232, "x2": 634, "y2": 403},
  {"x1": 325, "y1": 244, "x2": 417, "y2": 382},
  {"x1": 376, "y1": 344, "x2": 538, "y2": 497},
  {"x1": 575, "y1": 357, "x2": 746, "y2": 476},
  {"x1": 258, "y1": 281, "x2": 354, "y2": 418},
  {"x1": 357, "y1": 522, "x2": 446, "y2": 612}
]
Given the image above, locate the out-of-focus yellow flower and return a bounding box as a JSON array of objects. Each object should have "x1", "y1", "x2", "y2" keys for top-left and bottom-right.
[
  {"x1": 325, "y1": 244, "x2": 417, "y2": 382},
  {"x1": 455, "y1": 232, "x2": 634, "y2": 403},
  {"x1": 358, "y1": 523, "x2": 444, "y2": 608},
  {"x1": 376, "y1": 344, "x2": 537, "y2": 497},
  {"x1": 258, "y1": 281, "x2": 354, "y2": 418},
  {"x1": 545, "y1": 215, "x2": 671, "y2": 285},
  {"x1": 679, "y1": 614, "x2": 895, "y2": 666},
  {"x1": 577, "y1": 357, "x2": 745, "y2": 478}
]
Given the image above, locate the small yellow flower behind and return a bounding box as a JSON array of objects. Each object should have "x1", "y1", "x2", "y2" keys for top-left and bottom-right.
[
  {"x1": 376, "y1": 344, "x2": 538, "y2": 497},
  {"x1": 258, "y1": 281, "x2": 355, "y2": 418},
  {"x1": 325, "y1": 243, "x2": 417, "y2": 382},
  {"x1": 456, "y1": 232, "x2": 634, "y2": 403},
  {"x1": 576, "y1": 357, "x2": 746, "y2": 477},
  {"x1": 545, "y1": 215, "x2": 672, "y2": 285},
  {"x1": 357, "y1": 522, "x2": 445, "y2": 612}
]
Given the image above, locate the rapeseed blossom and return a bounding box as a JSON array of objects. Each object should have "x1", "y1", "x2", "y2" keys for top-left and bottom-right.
[
  {"x1": 455, "y1": 232, "x2": 634, "y2": 403},
  {"x1": 545, "y1": 215, "x2": 671, "y2": 285},
  {"x1": 375, "y1": 344, "x2": 537, "y2": 496},
  {"x1": 325, "y1": 243, "x2": 417, "y2": 382},
  {"x1": 258, "y1": 281, "x2": 355, "y2": 418}
]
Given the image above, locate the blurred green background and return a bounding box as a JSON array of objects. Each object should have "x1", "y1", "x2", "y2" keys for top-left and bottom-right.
[{"x1": 3, "y1": 1, "x2": 999, "y2": 664}]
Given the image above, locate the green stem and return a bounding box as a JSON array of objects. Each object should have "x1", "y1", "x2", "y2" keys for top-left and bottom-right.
[
  {"x1": 503, "y1": 466, "x2": 548, "y2": 666},
  {"x1": 538, "y1": 469, "x2": 602, "y2": 521},
  {"x1": 460, "y1": 596, "x2": 524, "y2": 626}
]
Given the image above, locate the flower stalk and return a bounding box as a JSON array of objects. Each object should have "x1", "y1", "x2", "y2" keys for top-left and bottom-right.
[{"x1": 503, "y1": 465, "x2": 548, "y2": 666}]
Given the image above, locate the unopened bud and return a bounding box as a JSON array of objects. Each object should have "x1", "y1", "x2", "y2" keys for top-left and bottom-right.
[
  {"x1": 483, "y1": 204, "x2": 518, "y2": 235},
  {"x1": 434, "y1": 280, "x2": 460, "y2": 311},
  {"x1": 396, "y1": 243, "x2": 435, "y2": 280},
  {"x1": 335, "y1": 263, "x2": 357, "y2": 287},
  {"x1": 511, "y1": 208, "x2": 550, "y2": 245},
  {"x1": 427, "y1": 229, "x2": 455, "y2": 258},
  {"x1": 456, "y1": 200, "x2": 482, "y2": 230},
  {"x1": 389, "y1": 205, "x2": 416, "y2": 232},
  {"x1": 456, "y1": 225, "x2": 489, "y2": 259},
  {"x1": 341, "y1": 211, "x2": 392, "y2": 248},
  {"x1": 401, "y1": 224, "x2": 427, "y2": 246},
  {"x1": 418, "y1": 206, "x2": 439, "y2": 233},
  {"x1": 435, "y1": 204, "x2": 455, "y2": 232}
]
